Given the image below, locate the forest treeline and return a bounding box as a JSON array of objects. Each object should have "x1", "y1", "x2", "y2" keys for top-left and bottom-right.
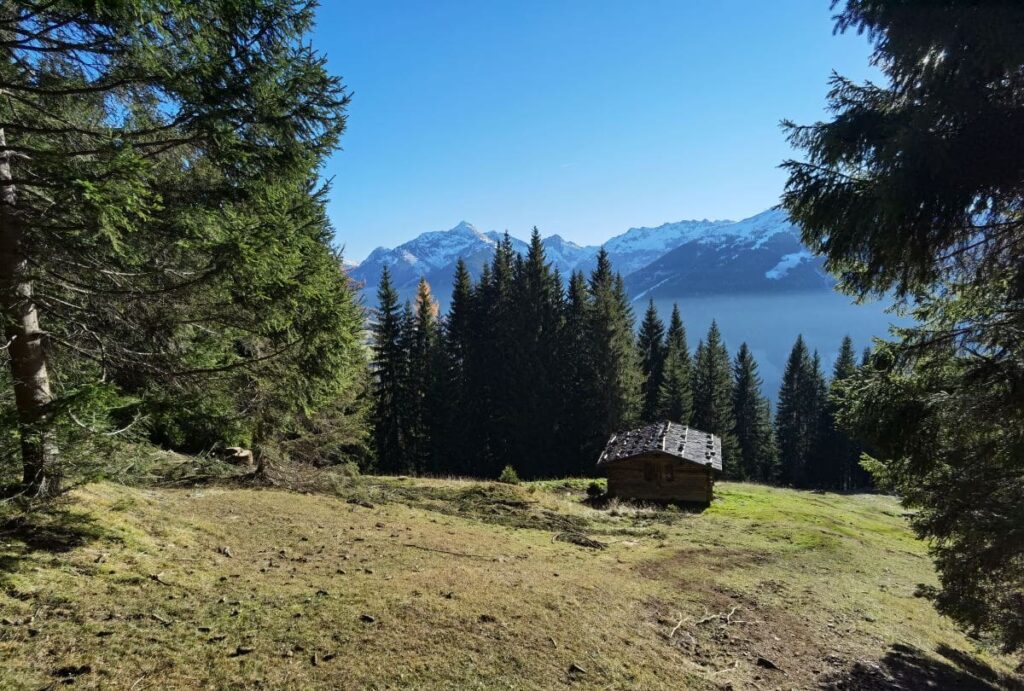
[{"x1": 370, "y1": 231, "x2": 872, "y2": 489}]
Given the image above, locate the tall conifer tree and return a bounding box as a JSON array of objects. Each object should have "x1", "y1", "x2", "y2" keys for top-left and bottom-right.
[
  {"x1": 581, "y1": 250, "x2": 641, "y2": 461},
  {"x1": 509, "y1": 228, "x2": 562, "y2": 477},
  {"x1": 0, "y1": 1, "x2": 354, "y2": 494},
  {"x1": 826, "y1": 336, "x2": 868, "y2": 490},
  {"x1": 637, "y1": 301, "x2": 666, "y2": 423},
  {"x1": 557, "y1": 270, "x2": 592, "y2": 474},
  {"x1": 406, "y1": 279, "x2": 439, "y2": 473},
  {"x1": 806, "y1": 350, "x2": 831, "y2": 487},
  {"x1": 776, "y1": 335, "x2": 818, "y2": 487},
  {"x1": 732, "y1": 343, "x2": 777, "y2": 481},
  {"x1": 692, "y1": 322, "x2": 739, "y2": 475},
  {"x1": 371, "y1": 268, "x2": 407, "y2": 473},
  {"x1": 782, "y1": 2, "x2": 1024, "y2": 647},
  {"x1": 657, "y1": 304, "x2": 693, "y2": 424},
  {"x1": 436, "y1": 260, "x2": 475, "y2": 474}
]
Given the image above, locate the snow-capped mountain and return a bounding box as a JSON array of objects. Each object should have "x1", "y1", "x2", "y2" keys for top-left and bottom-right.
[
  {"x1": 603, "y1": 218, "x2": 735, "y2": 276},
  {"x1": 350, "y1": 222, "x2": 507, "y2": 304},
  {"x1": 349, "y1": 222, "x2": 595, "y2": 305},
  {"x1": 623, "y1": 208, "x2": 833, "y2": 300},
  {"x1": 348, "y1": 208, "x2": 832, "y2": 306}
]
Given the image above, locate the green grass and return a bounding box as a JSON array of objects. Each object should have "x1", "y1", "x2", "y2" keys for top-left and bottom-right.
[{"x1": 1, "y1": 475, "x2": 1020, "y2": 689}]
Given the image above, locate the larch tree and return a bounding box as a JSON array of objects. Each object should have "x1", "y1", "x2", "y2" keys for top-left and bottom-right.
[
  {"x1": 0, "y1": 1, "x2": 357, "y2": 495},
  {"x1": 406, "y1": 278, "x2": 439, "y2": 474}
]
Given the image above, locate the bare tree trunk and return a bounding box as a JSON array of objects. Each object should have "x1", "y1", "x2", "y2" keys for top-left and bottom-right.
[{"x1": 0, "y1": 127, "x2": 60, "y2": 497}]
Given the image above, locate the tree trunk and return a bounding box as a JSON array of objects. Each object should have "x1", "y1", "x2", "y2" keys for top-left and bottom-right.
[{"x1": 0, "y1": 128, "x2": 60, "y2": 497}]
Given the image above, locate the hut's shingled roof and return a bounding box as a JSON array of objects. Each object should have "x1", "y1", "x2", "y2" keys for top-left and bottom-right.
[{"x1": 596, "y1": 421, "x2": 722, "y2": 472}]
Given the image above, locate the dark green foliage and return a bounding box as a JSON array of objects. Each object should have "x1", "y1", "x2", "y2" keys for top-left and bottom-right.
[
  {"x1": 556, "y1": 271, "x2": 594, "y2": 475},
  {"x1": 582, "y1": 258, "x2": 642, "y2": 454},
  {"x1": 775, "y1": 336, "x2": 822, "y2": 488},
  {"x1": 0, "y1": 1, "x2": 367, "y2": 494},
  {"x1": 371, "y1": 268, "x2": 407, "y2": 474},
  {"x1": 433, "y1": 260, "x2": 475, "y2": 475},
  {"x1": 637, "y1": 301, "x2": 666, "y2": 423},
  {"x1": 731, "y1": 343, "x2": 777, "y2": 482},
  {"x1": 692, "y1": 322, "x2": 739, "y2": 477},
  {"x1": 783, "y1": 0, "x2": 1024, "y2": 650},
  {"x1": 507, "y1": 229, "x2": 564, "y2": 478},
  {"x1": 820, "y1": 336, "x2": 870, "y2": 490},
  {"x1": 369, "y1": 246, "x2": 642, "y2": 480},
  {"x1": 656, "y1": 304, "x2": 693, "y2": 426}
]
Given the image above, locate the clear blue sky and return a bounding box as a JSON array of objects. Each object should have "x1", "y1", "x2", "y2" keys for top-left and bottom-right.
[{"x1": 313, "y1": 1, "x2": 877, "y2": 262}]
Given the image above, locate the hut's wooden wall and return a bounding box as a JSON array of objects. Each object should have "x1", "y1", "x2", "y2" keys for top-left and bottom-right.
[{"x1": 605, "y1": 453, "x2": 713, "y2": 503}]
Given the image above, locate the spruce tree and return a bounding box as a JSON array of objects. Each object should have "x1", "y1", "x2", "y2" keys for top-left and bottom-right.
[
  {"x1": 782, "y1": 2, "x2": 1024, "y2": 647},
  {"x1": 581, "y1": 250, "x2": 641, "y2": 462},
  {"x1": 508, "y1": 229, "x2": 562, "y2": 477},
  {"x1": 371, "y1": 268, "x2": 407, "y2": 473},
  {"x1": 692, "y1": 322, "x2": 739, "y2": 475},
  {"x1": 657, "y1": 304, "x2": 693, "y2": 424},
  {"x1": 775, "y1": 335, "x2": 817, "y2": 487},
  {"x1": 806, "y1": 350, "x2": 831, "y2": 487},
  {"x1": 472, "y1": 235, "x2": 518, "y2": 476},
  {"x1": 0, "y1": 1, "x2": 353, "y2": 495},
  {"x1": 827, "y1": 336, "x2": 869, "y2": 490},
  {"x1": 860, "y1": 347, "x2": 872, "y2": 369},
  {"x1": 436, "y1": 260, "x2": 475, "y2": 475},
  {"x1": 557, "y1": 270, "x2": 593, "y2": 475},
  {"x1": 637, "y1": 301, "x2": 666, "y2": 423},
  {"x1": 732, "y1": 343, "x2": 776, "y2": 481}
]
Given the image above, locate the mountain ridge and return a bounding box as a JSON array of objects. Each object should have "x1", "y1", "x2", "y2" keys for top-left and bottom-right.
[{"x1": 348, "y1": 208, "x2": 832, "y2": 305}]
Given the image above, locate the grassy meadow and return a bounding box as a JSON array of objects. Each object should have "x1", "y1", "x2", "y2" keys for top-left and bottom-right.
[{"x1": 1, "y1": 472, "x2": 1020, "y2": 689}]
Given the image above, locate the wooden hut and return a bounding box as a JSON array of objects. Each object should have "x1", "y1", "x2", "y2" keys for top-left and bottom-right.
[{"x1": 596, "y1": 421, "x2": 722, "y2": 503}]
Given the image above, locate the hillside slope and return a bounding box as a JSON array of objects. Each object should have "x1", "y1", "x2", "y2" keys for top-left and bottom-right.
[{"x1": 1, "y1": 478, "x2": 1019, "y2": 690}]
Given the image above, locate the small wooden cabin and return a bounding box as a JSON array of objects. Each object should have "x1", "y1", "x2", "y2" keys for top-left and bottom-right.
[{"x1": 597, "y1": 421, "x2": 722, "y2": 504}]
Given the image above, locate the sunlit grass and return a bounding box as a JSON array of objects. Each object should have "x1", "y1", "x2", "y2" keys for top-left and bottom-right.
[{"x1": 0, "y1": 477, "x2": 1017, "y2": 689}]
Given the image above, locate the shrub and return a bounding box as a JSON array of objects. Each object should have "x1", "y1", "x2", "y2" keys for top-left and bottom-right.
[
  {"x1": 497, "y1": 465, "x2": 521, "y2": 485},
  {"x1": 586, "y1": 481, "x2": 604, "y2": 499}
]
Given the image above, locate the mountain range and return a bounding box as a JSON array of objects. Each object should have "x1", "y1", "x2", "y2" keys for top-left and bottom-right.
[{"x1": 348, "y1": 208, "x2": 833, "y2": 306}]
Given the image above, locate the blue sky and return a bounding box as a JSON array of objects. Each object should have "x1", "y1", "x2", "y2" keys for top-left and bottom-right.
[{"x1": 313, "y1": 1, "x2": 877, "y2": 261}]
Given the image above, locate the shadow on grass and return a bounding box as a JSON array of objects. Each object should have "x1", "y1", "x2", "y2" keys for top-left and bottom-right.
[
  {"x1": 0, "y1": 507, "x2": 105, "y2": 585},
  {"x1": 823, "y1": 643, "x2": 1023, "y2": 690}
]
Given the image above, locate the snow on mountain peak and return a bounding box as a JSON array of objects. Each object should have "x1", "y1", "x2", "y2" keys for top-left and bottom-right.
[{"x1": 350, "y1": 208, "x2": 816, "y2": 304}]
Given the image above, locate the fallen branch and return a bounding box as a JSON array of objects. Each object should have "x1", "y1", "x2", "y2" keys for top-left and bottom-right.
[
  {"x1": 668, "y1": 614, "x2": 698, "y2": 646},
  {"x1": 696, "y1": 606, "x2": 741, "y2": 625}
]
